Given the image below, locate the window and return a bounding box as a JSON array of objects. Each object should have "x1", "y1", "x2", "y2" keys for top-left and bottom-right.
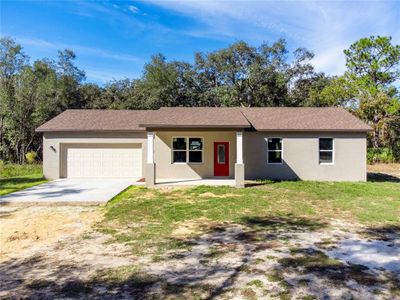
[
  {"x1": 267, "y1": 138, "x2": 282, "y2": 164},
  {"x1": 188, "y1": 138, "x2": 203, "y2": 163},
  {"x1": 217, "y1": 144, "x2": 226, "y2": 164},
  {"x1": 172, "y1": 138, "x2": 186, "y2": 163},
  {"x1": 319, "y1": 138, "x2": 334, "y2": 164},
  {"x1": 172, "y1": 137, "x2": 203, "y2": 163}
]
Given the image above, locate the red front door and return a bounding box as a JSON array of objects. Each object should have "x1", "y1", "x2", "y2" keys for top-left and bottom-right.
[{"x1": 214, "y1": 142, "x2": 229, "y2": 176}]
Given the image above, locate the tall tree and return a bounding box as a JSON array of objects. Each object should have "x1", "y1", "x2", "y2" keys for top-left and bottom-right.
[
  {"x1": 319, "y1": 36, "x2": 400, "y2": 154},
  {"x1": 55, "y1": 49, "x2": 86, "y2": 110},
  {"x1": 345, "y1": 36, "x2": 400, "y2": 149},
  {"x1": 0, "y1": 37, "x2": 28, "y2": 160},
  {"x1": 344, "y1": 36, "x2": 400, "y2": 95}
]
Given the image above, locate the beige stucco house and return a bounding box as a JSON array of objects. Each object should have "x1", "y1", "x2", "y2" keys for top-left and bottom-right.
[{"x1": 36, "y1": 107, "x2": 372, "y2": 187}]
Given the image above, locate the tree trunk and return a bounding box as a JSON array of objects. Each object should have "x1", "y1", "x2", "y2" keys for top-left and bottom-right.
[
  {"x1": 0, "y1": 115, "x2": 4, "y2": 160},
  {"x1": 372, "y1": 126, "x2": 380, "y2": 148}
]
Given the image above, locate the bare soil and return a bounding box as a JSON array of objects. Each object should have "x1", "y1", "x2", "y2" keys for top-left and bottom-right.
[
  {"x1": 0, "y1": 203, "x2": 399, "y2": 299},
  {"x1": 368, "y1": 163, "x2": 400, "y2": 181},
  {"x1": 0, "y1": 206, "x2": 134, "y2": 298}
]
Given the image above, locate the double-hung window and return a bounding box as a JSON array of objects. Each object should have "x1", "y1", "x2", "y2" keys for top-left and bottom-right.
[
  {"x1": 267, "y1": 138, "x2": 282, "y2": 164},
  {"x1": 319, "y1": 138, "x2": 334, "y2": 164},
  {"x1": 172, "y1": 138, "x2": 187, "y2": 163},
  {"x1": 172, "y1": 137, "x2": 203, "y2": 163}
]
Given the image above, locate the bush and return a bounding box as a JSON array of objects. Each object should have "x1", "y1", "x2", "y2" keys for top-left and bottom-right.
[
  {"x1": 25, "y1": 151, "x2": 37, "y2": 164},
  {"x1": 367, "y1": 148, "x2": 395, "y2": 164}
]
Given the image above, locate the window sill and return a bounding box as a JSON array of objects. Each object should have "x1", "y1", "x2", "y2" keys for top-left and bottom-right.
[{"x1": 319, "y1": 163, "x2": 334, "y2": 165}]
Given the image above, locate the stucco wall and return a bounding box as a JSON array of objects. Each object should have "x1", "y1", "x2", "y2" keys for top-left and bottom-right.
[
  {"x1": 154, "y1": 131, "x2": 237, "y2": 179},
  {"x1": 42, "y1": 132, "x2": 147, "y2": 180},
  {"x1": 42, "y1": 130, "x2": 367, "y2": 182},
  {"x1": 243, "y1": 132, "x2": 367, "y2": 181}
]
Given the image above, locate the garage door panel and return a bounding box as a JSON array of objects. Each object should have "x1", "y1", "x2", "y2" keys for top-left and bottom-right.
[{"x1": 66, "y1": 146, "x2": 142, "y2": 178}]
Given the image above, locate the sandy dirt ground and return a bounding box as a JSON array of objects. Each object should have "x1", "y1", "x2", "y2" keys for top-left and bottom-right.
[
  {"x1": 1, "y1": 165, "x2": 399, "y2": 299},
  {"x1": 0, "y1": 205, "x2": 399, "y2": 299},
  {"x1": 368, "y1": 163, "x2": 400, "y2": 180},
  {"x1": 0, "y1": 206, "x2": 101, "y2": 261},
  {"x1": 0, "y1": 206, "x2": 134, "y2": 298}
]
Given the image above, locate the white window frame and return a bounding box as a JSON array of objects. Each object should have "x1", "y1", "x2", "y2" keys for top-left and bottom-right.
[
  {"x1": 171, "y1": 137, "x2": 204, "y2": 164},
  {"x1": 266, "y1": 137, "x2": 283, "y2": 165},
  {"x1": 319, "y1": 137, "x2": 335, "y2": 165}
]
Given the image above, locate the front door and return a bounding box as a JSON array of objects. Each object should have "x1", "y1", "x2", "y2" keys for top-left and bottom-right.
[{"x1": 214, "y1": 142, "x2": 229, "y2": 176}]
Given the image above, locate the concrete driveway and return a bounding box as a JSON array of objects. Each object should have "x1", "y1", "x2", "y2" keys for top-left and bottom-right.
[{"x1": 0, "y1": 179, "x2": 142, "y2": 206}]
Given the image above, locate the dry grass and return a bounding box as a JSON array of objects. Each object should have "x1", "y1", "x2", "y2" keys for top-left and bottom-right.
[{"x1": 368, "y1": 163, "x2": 400, "y2": 177}]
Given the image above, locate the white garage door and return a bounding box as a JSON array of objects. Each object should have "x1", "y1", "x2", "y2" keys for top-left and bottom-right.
[{"x1": 67, "y1": 147, "x2": 142, "y2": 178}]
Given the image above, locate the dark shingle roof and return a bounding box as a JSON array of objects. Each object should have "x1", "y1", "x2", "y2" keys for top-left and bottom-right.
[
  {"x1": 139, "y1": 107, "x2": 251, "y2": 129},
  {"x1": 36, "y1": 107, "x2": 372, "y2": 132},
  {"x1": 36, "y1": 110, "x2": 151, "y2": 132},
  {"x1": 240, "y1": 107, "x2": 372, "y2": 131}
]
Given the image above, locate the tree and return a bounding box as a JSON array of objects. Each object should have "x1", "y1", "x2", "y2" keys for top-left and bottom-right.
[
  {"x1": 344, "y1": 36, "x2": 400, "y2": 149},
  {"x1": 55, "y1": 49, "x2": 86, "y2": 109},
  {"x1": 344, "y1": 36, "x2": 400, "y2": 95},
  {"x1": 0, "y1": 37, "x2": 28, "y2": 160},
  {"x1": 79, "y1": 83, "x2": 103, "y2": 108},
  {"x1": 1, "y1": 34, "x2": 399, "y2": 163},
  {"x1": 319, "y1": 36, "x2": 400, "y2": 154},
  {"x1": 0, "y1": 40, "x2": 87, "y2": 163},
  {"x1": 287, "y1": 48, "x2": 332, "y2": 106}
]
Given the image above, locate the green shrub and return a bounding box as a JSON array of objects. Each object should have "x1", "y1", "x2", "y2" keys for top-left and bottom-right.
[
  {"x1": 367, "y1": 148, "x2": 395, "y2": 164},
  {"x1": 25, "y1": 151, "x2": 37, "y2": 164}
]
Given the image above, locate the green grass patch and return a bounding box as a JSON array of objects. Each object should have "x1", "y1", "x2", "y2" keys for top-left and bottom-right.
[
  {"x1": 0, "y1": 164, "x2": 46, "y2": 196},
  {"x1": 91, "y1": 265, "x2": 141, "y2": 284},
  {"x1": 247, "y1": 279, "x2": 264, "y2": 288},
  {"x1": 279, "y1": 249, "x2": 343, "y2": 269},
  {"x1": 0, "y1": 163, "x2": 43, "y2": 178},
  {"x1": 98, "y1": 181, "x2": 400, "y2": 255}
]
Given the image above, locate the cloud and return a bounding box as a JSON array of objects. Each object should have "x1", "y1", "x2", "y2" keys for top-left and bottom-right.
[
  {"x1": 128, "y1": 5, "x2": 139, "y2": 13},
  {"x1": 311, "y1": 45, "x2": 349, "y2": 76},
  {"x1": 15, "y1": 37, "x2": 144, "y2": 63},
  {"x1": 144, "y1": 0, "x2": 400, "y2": 75}
]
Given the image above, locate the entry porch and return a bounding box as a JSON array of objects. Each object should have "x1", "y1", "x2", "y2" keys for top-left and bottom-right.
[{"x1": 145, "y1": 130, "x2": 245, "y2": 188}]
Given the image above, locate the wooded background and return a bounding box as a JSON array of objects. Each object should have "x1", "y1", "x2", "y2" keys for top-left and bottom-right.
[{"x1": 0, "y1": 36, "x2": 399, "y2": 164}]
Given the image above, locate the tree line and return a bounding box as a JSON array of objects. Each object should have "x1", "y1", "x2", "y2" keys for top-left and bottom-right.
[{"x1": 0, "y1": 36, "x2": 399, "y2": 164}]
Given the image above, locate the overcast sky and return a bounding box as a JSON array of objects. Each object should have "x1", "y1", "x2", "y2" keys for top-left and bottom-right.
[{"x1": 2, "y1": 0, "x2": 399, "y2": 84}]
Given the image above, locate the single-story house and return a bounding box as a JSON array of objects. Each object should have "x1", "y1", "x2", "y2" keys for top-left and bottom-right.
[{"x1": 36, "y1": 107, "x2": 372, "y2": 187}]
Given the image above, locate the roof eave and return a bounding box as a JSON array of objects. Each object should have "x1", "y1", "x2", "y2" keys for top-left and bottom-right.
[
  {"x1": 139, "y1": 124, "x2": 251, "y2": 129},
  {"x1": 252, "y1": 128, "x2": 373, "y2": 132},
  {"x1": 35, "y1": 129, "x2": 145, "y2": 133}
]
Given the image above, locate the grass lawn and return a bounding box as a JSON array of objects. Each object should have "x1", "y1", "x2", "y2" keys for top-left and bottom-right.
[
  {"x1": 94, "y1": 180, "x2": 399, "y2": 299},
  {"x1": 99, "y1": 180, "x2": 400, "y2": 255},
  {"x1": 0, "y1": 164, "x2": 46, "y2": 196}
]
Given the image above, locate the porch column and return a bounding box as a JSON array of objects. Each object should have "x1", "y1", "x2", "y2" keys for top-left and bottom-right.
[
  {"x1": 235, "y1": 131, "x2": 245, "y2": 188},
  {"x1": 146, "y1": 131, "x2": 155, "y2": 187}
]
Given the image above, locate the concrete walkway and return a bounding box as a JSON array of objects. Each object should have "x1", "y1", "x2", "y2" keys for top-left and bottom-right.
[
  {"x1": 156, "y1": 179, "x2": 235, "y2": 187},
  {"x1": 0, "y1": 179, "x2": 142, "y2": 206}
]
